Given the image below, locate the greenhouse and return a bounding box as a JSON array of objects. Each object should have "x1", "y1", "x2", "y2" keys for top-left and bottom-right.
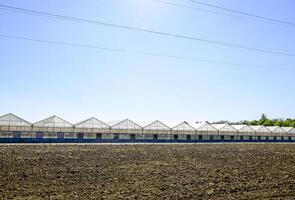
[
  {"x1": 250, "y1": 125, "x2": 272, "y2": 136},
  {"x1": 172, "y1": 121, "x2": 195, "y2": 134},
  {"x1": 75, "y1": 117, "x2": 110, "y2": 133},
  {"x1": 0, "y1": 113, "x2": 31, "y2": 132},
  {"x1": 139, "y1": 120, "x2": 170, "y2": 134},
  {"x1": 232, "y1": 125, "x2": 256, "y2": 136},
  {"x1": 1, "y1": 113, "x2": 295, "y2": 143},
  {"x1": 192, "y1": 123, "x2": 218, "y2": 135},
  {"x1": 267, "y1": 126, "x2": 287, "y2": 137},
  {"x1": 74, "y1": 117, "x2": 110, "y2": 140},
  {"x1": 33, "y1": 115, "x2": 73, "y2": 132},
  {"x1": 212, "y1": 124, "x2": 238, "y2": 135},
  {"x1": 171, "y1": 121, "x2": 196, "y2": 141},
  {"x1": 137, "y1": 120, "x2": 171, "y2": 141},
  {"x1": 107, "y1": 119, "x2": 142, "y2": 134},
  {"x1": 282, "y1": 127, "x2": 295, "y2": 137},
  {"x1": 33, "y1": 115, "x2": 74, "y2": 140}
]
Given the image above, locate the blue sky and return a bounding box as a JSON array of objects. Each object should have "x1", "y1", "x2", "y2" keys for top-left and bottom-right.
[{"x1": 0, "y1": 0, "x2": 295, "y2": 123}]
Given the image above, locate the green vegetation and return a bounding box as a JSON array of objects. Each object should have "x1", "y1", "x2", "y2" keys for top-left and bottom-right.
[
  {"x1": 246, "y1": 114, "x2": 295, "y2": 127},
  {"x1": 211, "y1": 114, "x2": 295, "y2": 127}
]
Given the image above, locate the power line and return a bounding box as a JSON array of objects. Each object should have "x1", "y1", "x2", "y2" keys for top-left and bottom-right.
[
  {"x1": 186, "y1": 0, "x2": 295, "y2": 27},
  {"x1": 153, "y1": 0, "x2": 286, "y2": 27},
  {"x1": 0, "y1": 34, "x2": 294, "y2": 72},
  {"x1": 0, "y1": 4, "x2": 295, "y2": 57}
]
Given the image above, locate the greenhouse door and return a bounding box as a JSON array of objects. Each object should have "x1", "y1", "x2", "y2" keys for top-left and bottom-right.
[
  {"x1": 77, "y1": 133, "x2": 83, "y2": 142},
  {"x1": 130, "y1": 134, "x2": 136, "y2": 141},
  {"x1": 13, "y1": 131, "x2": 21, "y2": 142},
  {"x1": 186, "y1": 135, "x2": 191, "y2": 141},
  {"x1": 173, "y1": 135, "x2": 178, "y2": 141}
]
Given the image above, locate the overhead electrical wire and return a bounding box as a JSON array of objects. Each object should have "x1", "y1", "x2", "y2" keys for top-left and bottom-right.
[
  {"x1": 0, "y1": 4, "x2": 295, "y2": 57},
  {"x1": 0, "y1": 34, "x2": 294, "y2": 72},
  {"x1": 153, "y1": 0, "x2": 285, "y2": 27},
  {"x1": 186, "y1": 0, "x2": 295, "y2": 27}
]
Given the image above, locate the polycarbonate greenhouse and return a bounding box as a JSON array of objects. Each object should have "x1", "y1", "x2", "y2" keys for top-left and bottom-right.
[{"x1": 1, "y1": 113, "x2": 295, "y2": 143}]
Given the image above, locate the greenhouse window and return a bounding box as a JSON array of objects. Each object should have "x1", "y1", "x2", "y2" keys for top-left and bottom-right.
[
  {"x1": 36, "y1": 132, "x2": 43, "y2": 139},
  {"x1": 13, "y1": 131, "x2": 21, "y2": 138},
  {"x1": 57, "y1": 132, "x2": 64, "y2": 139}
]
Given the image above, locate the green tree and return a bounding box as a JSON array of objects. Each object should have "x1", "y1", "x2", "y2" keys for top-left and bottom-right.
[
  {"x1": 248, "y1": 120, "x2": 258, "y2": 125},
  {"x1": 263, "y1": 119, "x2": 273, "y2": 126}
]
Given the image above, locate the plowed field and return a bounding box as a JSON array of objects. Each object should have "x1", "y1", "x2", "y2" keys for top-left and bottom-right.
[{"x1": 1, "y1": 144, "x2": 295, "y2": 199}]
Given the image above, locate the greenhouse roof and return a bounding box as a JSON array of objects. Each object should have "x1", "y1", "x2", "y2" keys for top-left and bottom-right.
[
  {"x1": 232, "y1": 125, "x2": 255, "y2": 132},
  {"x1": 34, "y1": 115, "x2": 73, "y2": 128},
  {"x1": 232, "y1": 125, "x2": 247, "y2": 130},
  {"x1": 282, "y1": 127, "x2": 295, "y2": 133},
  {"x1": 172, "y1": 121, "x2": 195, "y2": 131},
  {"x1": 212, "y1": 124, "x2": 237, "y2": 132},
  {"x1": 250, "y1": 125, "x2": 271, "y2": 132},
  {"x1": 107, "y1": 119, "x2": 142, "y2": 130},
  {"x1": 138, "y1": 120, "x2": 170, "y2": 130},
  {"x1": 266, "y1": 126, "x2": 286, "y2": 133},
  {"x1": 192, "y1": 123, "x2": 218, "y2": 131},
  {"x1": 0, "y1": 113, "x2": 31, "y2": 127},
  {"x1": 75, "y1": 117, "x2": 109, "y2": 129}
]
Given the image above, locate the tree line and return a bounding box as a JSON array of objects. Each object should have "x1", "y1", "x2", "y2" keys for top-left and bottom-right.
[{"x1": 209, "y1": 114, "x2": 295, "y2": 128}]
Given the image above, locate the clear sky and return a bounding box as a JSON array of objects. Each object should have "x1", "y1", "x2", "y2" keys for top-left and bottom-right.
[{"x1": 0, "y1": 0, "x2": 295, "y2": 124}]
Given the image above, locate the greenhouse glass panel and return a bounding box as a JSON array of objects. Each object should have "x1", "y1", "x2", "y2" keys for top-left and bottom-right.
[
  {"x1": 172, "y1": 121, "x2": 195, "y2": 134},
  {"x1": 212, "y1": 124, "x2": 237, "y2": 135},
  {"x1": 107, "y1": 119, "x2": 142, "y2": 134},
  {"x1": 74, "y1": 117, "x2": 110, "y2": 133},
  {"x1": 0, "y1": 113, "x2": 31, "y2": 127},
  {"x1": 282, "y1": 127, "x2": 295, "y2": 136},
  {"x1": 139, "y1": 120, "x2": 170, "y2": 134},
  {"x1": 232, "y1": 125, "x2": 255, "y2": 135},
  {"x1": 193, "y1": 123, "x2": 218, "y2": 135},
  {"x1": 33, "y1": 116, "x2": 73, "y2": 128},
  {"x1": 267, "y1": 126, "x2": 286, "y2": 136},
  {"x1": 250, "y1": 125, "x2": 271, "y2": 136}
]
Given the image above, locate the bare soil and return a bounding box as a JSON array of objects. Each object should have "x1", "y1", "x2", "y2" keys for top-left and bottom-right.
[{"x1": 1, "y1": 144, "x2": 295, "y2": 199}]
